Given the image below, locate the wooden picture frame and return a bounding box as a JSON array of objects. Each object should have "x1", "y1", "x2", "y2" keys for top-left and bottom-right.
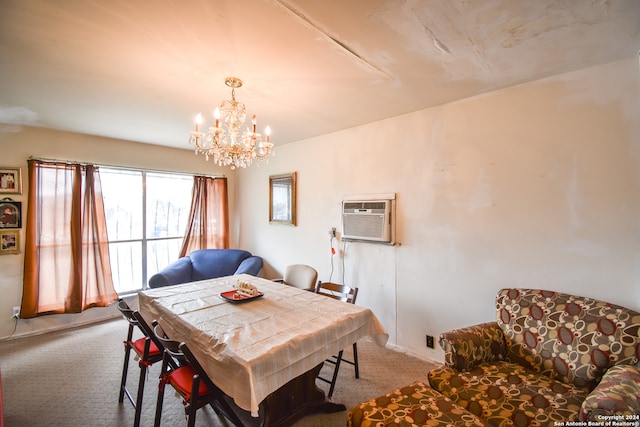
[
  {"x1": 0, "y1": 199, "x2": 21, "y2": 228},
  {"x1": 0, "y1": 229, "x2": 20, "y2": 254},
  {"x1": 269, "y1": 172, "x2": 297, "y2": 226},
  {"x1": 0, "y1": 167, "x2": 22, "y2": 194}
]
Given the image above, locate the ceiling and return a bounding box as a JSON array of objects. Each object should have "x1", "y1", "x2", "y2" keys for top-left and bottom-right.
[{"x1": 1, "y1": 0, "x2": 639, "y2": 149}]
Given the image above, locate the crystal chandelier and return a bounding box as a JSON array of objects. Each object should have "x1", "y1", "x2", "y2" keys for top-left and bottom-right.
[{"x1": 188, "y1": 77, "x2": 275, "y2": 170}]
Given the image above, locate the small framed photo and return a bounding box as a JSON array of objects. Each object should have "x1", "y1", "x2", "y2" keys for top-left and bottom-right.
[
  {"x1": 269, "y1": 172, "x2": 297, "y2": 226},
  {"x1": 0, "y1": 229, "x2": 20, "y2": 255},
  {"x1": 0, "y1": 199, "x2": 21, "y2": 228},
  {"x1": 0, "y1": 167, "x2": 22, "y2": 194}
]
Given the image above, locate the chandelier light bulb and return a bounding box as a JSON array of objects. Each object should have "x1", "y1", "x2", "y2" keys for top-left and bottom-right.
[
  {"x1": 195, "y1": 113, "x2": 202, "y2": 132},
  {"x1": 214, "y1": 107, "x2": 220, "y2": 127}
]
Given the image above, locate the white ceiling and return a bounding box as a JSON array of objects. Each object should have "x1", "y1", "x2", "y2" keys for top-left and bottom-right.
[{"x1": 1, "y1": 0, "x2": 639, "y2": 149}]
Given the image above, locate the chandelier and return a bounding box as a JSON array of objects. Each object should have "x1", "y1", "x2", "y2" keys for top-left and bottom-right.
[{"x1": 188, "y1": 77, "x2": 275, "y2": 170}]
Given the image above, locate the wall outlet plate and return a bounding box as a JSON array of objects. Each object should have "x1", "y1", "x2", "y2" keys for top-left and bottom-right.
[
  {"x1": 426, "y1": 335, "x2": 434, "y2": 349},
  {"x1": 12, "y1": 306, "x2": 20, "y2": 319}
]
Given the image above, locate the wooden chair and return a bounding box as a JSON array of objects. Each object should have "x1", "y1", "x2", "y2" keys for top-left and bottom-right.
[
  {"x1": 117, "y1": 299, "x2": 164, "y2": 427},
  {"x1": 274, "y1": 264, "x2": 318, "y2": 291},
  {"x1": 314, "y1": 281, "x2": 360, "y2": 398},
  {"x1": 153, "y1": 324, "x2": 244, "y2": 427}
]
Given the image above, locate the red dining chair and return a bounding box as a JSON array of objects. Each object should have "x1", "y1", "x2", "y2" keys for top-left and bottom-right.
[
  {"x1": 117, "y1": 299, "x2": 164, "y2": 427},
  {"x1": 314, "y1": 281, "x2": 360, "y2": 398},
  {"x1": 153, "y1": 324, "x2": 244, "y2": 427}
]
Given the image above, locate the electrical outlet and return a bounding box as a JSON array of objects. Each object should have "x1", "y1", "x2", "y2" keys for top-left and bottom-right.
[
  {"x1": 329, "y1": 227, "x2": 336, "y2": 237},
  {"x1": 12, "y1": 306, "x2": 20, "y2": 319},
  {"x1": 426, "y1": 335, "x2": 434, "y2": 349}
]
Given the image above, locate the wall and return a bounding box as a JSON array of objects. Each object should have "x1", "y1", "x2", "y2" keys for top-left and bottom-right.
[
  {"x1": 0, "y1": 127, "x2": 232, "y2": 339},
  {"x1": 235, "y1": 58, "x2": 640, "y2": 362}
]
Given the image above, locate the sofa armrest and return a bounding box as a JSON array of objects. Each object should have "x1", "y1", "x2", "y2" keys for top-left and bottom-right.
[
  {"x1": 580, "y1": 364, "x2": 640, "y2": 421},
  {"x1": 440, "y1": 321, "x2": 507, "y2": 371},
  {"x1": 148, "y1": 256, "x2": 193, "y2": 288},
  {"x1": 234, "y1": 256, "x2": 263, "y2": 277}
]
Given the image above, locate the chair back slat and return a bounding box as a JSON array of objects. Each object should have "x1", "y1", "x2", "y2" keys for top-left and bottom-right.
[
  {"x1": 117, "y1": 299, "x2": 138, "y2": 325},
  {"x1": 154, "y1": 323, "x2": 188, "y2": 365},
  {"x1": 314, "y1": 281, "x2": 358, "y2": 304}
]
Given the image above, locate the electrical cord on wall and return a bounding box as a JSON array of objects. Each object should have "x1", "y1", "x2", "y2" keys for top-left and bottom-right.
[
  {"x1": 0, "y1": 315, "x2": 19, "y2": 341},
  {"x1": 328, "y1": 234, "x2": 336, "y2": 282},
  {"x1": 341, "y1": 239, "x2": 349, "y2": 285}
]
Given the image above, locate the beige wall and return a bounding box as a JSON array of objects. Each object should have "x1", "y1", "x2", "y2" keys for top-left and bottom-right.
[
  {"x1": 235, "y1": 58, "x2": 640, "y2": 362},
  {"x1": 0, "y1": 128, "x2": 233, "y2": 338},
  {"x1": 1, "y1": 59, "x2": 638, "y2": 365}
]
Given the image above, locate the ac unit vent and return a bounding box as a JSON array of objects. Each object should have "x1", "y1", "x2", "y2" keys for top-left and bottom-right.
[{"x1": 342, "y1": 199, "x2": 392, "y2": 243}]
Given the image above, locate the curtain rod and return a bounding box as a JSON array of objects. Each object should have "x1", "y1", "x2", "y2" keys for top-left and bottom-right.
[{"x1": 27, "y1": 156, "x2": 226, "y2": 179}]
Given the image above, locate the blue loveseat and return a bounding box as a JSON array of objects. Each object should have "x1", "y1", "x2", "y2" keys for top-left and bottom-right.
[{"x1": 148, "y1": 249, "x2": 263, "y2": 288}]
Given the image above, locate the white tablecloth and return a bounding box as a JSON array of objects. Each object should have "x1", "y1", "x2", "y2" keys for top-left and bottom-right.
[{"x1": 138, "y1": 274, "x2": 388, "y2": 416}]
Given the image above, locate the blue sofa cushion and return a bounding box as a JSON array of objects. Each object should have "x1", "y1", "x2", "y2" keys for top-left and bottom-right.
[
  {"x1": 235, "y1": 256, "x2": 264, "y2": 276},
  {"x1": 190, "y1": 249, "x2": 251, "y2": 281},
  {"x1": 148, "y1": 249, "x2": 263, "y2": 288}
]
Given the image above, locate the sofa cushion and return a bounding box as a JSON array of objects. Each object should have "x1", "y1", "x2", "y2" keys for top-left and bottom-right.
[
  {"x1": 347, "y1": 381, "x2": 486, "y2": 427},
  {"x1": 234, "y1": 256, "x2": 263, "y2": 276},
  {"x1": 496, "y1": 288, "x2": 640, "y2": 390},
  {"x1": 440, "y1": 321, "x2": 507, "y2": 371},
  {"x1": 189, "y1": 249, "x2": 251, "y2": 281},
  {"x1": 428, "y1": 361, "x2": 588, "y2": 426},
  {"x1": 148, "y1": 256, "x2": 193, "y2": 288},
  {"x1": 580, "y1": 364, "x2": 640, "y2": 421}
]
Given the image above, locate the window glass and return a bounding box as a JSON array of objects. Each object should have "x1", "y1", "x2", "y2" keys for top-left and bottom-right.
[
  {"x1": 146, "y1": 172, "x2": 192, "y2": 239},
  {"x1": 109, "y1": 241, "x2": 143, "y2": 294},
  {"x1": 100, "y1": 168, "x2": 193, "y2": 294},
  {"x1": 101, "y1": 169, "x2": 143, "y2": 241},
  {"x1": 147, "y1": 238, "x2": 183, "y2": 280}
]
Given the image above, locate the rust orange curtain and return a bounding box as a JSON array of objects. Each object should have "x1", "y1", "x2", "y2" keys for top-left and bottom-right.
[
  {"x1": 179, "y1": 176, "x2": 229, "y2": 257},
  {"x1": 21, "y1": 160, "x2": 117, "y2": 318}
]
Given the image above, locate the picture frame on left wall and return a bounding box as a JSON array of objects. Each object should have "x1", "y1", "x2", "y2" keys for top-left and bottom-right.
[
  {"x1": 0, "y1": 199, "x2": 21, "y2": 228},
  {"x1": 1, "y1": 230, "x2": 20, "y2": 255},
  {"x1": 0, "y1": 167, "x2": 22, "y2": 194}
]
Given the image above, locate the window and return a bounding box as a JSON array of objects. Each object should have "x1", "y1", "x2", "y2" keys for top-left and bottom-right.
[{"x1": 100, "y1": 168, "x2": 193, "y2": 294}]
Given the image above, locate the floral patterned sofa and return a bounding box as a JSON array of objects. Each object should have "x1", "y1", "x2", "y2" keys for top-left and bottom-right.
[{"x1": 348, "y1": 288, "x2": 640, "y2": 427}]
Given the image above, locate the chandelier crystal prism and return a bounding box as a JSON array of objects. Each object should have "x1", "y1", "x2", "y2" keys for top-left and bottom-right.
[{"x1": 188, "y1": 77, "x2": 275, "y2": 170}]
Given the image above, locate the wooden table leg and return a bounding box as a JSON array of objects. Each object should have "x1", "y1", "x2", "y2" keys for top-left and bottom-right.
[{"x1": 259, "y1": 363, "x2": 346, "y2": 427}]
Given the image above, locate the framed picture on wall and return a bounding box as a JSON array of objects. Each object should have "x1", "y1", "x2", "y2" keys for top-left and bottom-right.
[
  {"x1": 0, "y1": 167, "x2": 22, "y2": 194},
  {"x1": 0, "y1": 229, "x2": 20, "y2": 255},
  {"x1": 269, "y1": 172, "x2": 297, "y2": 226},
  {"x1": 0, "y1": 199, "x2": 21, "y2": 228}
]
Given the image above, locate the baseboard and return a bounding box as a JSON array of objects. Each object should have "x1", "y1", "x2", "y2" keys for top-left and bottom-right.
[
  {"x1": 384, "y1": 342, "x2": 442, "y2": 366},
  {"x1": 7, "y1": 296, "x2": 135, "y2": 340}
]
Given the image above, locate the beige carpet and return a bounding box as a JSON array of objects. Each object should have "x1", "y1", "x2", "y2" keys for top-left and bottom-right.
[{"x1": 0, "y1": 319, "x2": 439, "y2": 427}]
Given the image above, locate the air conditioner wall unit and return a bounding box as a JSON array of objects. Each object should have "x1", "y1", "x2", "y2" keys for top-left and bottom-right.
[{"x1": 342, "y1": 199, "x2": 393, "y2": 243}]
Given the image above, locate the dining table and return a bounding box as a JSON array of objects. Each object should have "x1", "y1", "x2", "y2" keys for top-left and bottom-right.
[{"x1": 138, "y1": 274, "x2": 388, "y2": 426}]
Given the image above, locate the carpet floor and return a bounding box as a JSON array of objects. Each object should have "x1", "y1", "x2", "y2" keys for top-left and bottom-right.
[{"x1": 0, "y1": 318, "x2": 439, "y2": 426}]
